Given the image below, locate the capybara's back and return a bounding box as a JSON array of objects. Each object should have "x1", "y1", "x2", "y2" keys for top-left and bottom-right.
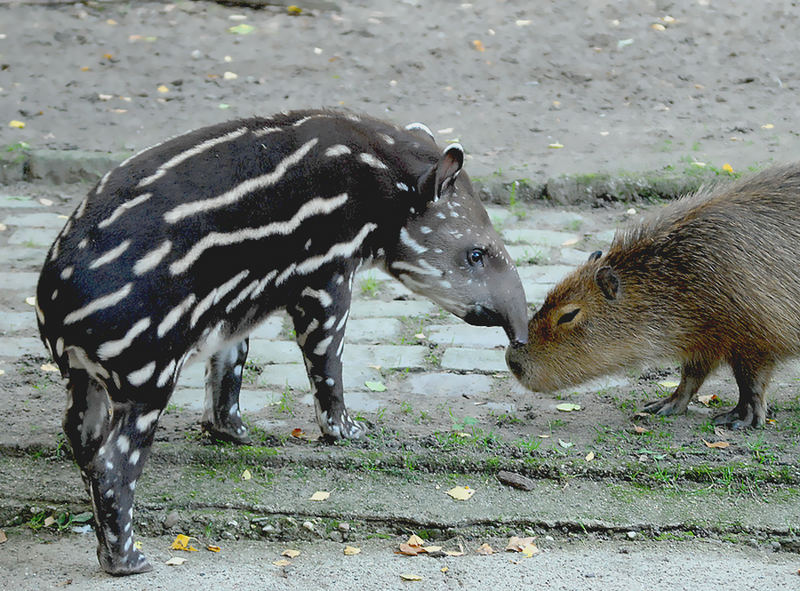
[{"x1": 506, "y1": 164, "x2": 800, "y2": 429}]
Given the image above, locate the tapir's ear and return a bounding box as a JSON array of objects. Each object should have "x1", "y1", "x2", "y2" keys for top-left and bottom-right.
[
  {"x1": 404, "y1": 122, "x2": 436, "y2": 142},
  {"x1": 595, "y1": 266, "x2": 620, "y2": 301},
  {"x1": 417, "y1": 143, "x2": 464, "y2": 202}
]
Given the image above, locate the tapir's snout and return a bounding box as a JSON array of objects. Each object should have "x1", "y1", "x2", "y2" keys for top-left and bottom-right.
[{"x1": 462, "y1": 284, "x2": 529, "y2": 346}]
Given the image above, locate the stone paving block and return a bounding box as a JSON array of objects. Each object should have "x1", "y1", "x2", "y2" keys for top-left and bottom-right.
[
  {"x1": 354, "y1": 268, "x2": 413, "y2": 300},
  {"x1": 426, "y1": 324, "x2": 507, "y2": 349},
  {"x1": 248, "y1": 340, "x2": 303, "y2": 365},
  {"x1": 595, "y1": 229, "x2": 616, "y2": 244},
  {"x1": 2, "y1": 212, "x2": 67, "y2": 229},
  {"x1": 349, "y1": 299, "x2": 438, "y2": 319},
  {"x1": 0, "y1": 195, "x2": 42, "y2": 209},
  {"x1": 342, "y1": 344, "x2": 428, "y2": 370},
  {"x1": 0, "y1": 272, "x2": 38, "y2": 292},
  {"x1": 524, "y1": 210, "x2": 586, "y2": 227},
  {"x1": 169, "y1": 388, "x2": 280, "y2": 413},
  {"x1": 346, "y1": 317, "x2": 403, "y2": 344},
  {"x1": 440, "y1": 347, "x2": 508, "y2": 373},
  {"x1": 8, "y1": 227, "x2": 59, "y2": 247},
  {"x1": 506, "y1": 244, "x2": 549, "y2": 265},
  {"x1": 3, "y1": 246, "x2": 49, "y2": 270},
  {"x1": 0, "y1": 337, "x2": 43, "y2": 358},
  {"x1": 249, "y1": 315, "x2": 285, "y2": 340},
  {"x1": 502, "y1": 228, "x2": 578, "y2": 247},
  {"x1": 0, "y1": 311, "x2": 37, "y2": 333},
  {"x1": 517, "y1": 265, "x2": 574, "y2": 284},
  {"x1": 522, "y1": 283, "x2": 554, "y2": 305},
  {"x1": 256, "y1": 364, "x2": 310, "y2": 391},
  {"x1": 559, "y1": 247, "x2": 592, "y2": 266},
  {"x1": 402, "y1": 372, "x2": 495, "y2": 397},
  {"x1": 300, "y1": 389, "x2": 386, "y2": 413}
]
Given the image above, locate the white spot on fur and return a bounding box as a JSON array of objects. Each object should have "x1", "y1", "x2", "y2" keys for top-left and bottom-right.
[
  {"x1": 89, "y1": 240, "x2": 131, "y2": 269},
  {"x1": 358, "y1": 153, "x2": 388, "y2": 170},
  {"x1": 97, "y1": 317, "x2": 151, "y2": 360},
  {"x1": 399, "y1": 227, "x2": 427, "y2": 254},
  {"x1": 133, "y1": 240, "x2": 172, "y2": 276},
  {"x1": 325, "y1": 144, "x2": 351, "y2": 157},
  {"x1": 64, "y1": 283, "x2": 133, "y2": 325},
  {"x1": 97, "y1": 193, "x2": 153, "y2": 229}
]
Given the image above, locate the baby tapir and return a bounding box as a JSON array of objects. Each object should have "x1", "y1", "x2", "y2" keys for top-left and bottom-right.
[
  {"x1": 35, "y1": 109, "x2": 528, "y2": 575},
  {"x1": 506, "y1": 164, "x2": 800, "y2": 430}
]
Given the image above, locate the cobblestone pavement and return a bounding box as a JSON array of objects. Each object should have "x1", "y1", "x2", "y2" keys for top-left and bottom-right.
[{"x1": 0, "y1": 184, "x2": 626, "y2": 444}]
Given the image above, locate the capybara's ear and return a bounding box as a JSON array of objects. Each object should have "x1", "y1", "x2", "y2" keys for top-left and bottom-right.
[
  {"x1": 595, "y1": 266, "x2": 620, "y2": 300},
  {"x1": 588, "y1": 250, "x2": 602, "y2": 262}
]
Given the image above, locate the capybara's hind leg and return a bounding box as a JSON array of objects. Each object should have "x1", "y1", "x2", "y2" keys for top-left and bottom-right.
[
  {"x1": 643, "y1": 359, "x2": 711, "y2": 416},
  {"x1": 714, "y1": 355, "x2": 771, "y2": 429}
]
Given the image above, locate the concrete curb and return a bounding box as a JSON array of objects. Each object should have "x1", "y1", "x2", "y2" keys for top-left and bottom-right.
[{"x1": 1, "y1": 148, "x2": 731, "y2": 205}]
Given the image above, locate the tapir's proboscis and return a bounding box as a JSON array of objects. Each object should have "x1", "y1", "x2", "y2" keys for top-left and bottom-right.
[{"x1": 35, "y1": 109, "x2": 528, "y2": 575}]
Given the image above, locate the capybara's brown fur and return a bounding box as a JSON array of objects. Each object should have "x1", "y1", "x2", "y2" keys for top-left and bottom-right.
[{"x1": 506, "y1": 164, "x2": 800, "y2": 428}]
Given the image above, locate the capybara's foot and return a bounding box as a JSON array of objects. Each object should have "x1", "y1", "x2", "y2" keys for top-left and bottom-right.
[
  {"x1": 642, "y1": 395, "x2": 689, "y2": 416},
  {"x1": 713, "y1": 402, "x2": 766, "y2": 429}
]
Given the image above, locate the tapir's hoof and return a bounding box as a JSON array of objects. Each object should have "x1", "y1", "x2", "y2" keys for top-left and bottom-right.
[
  {"x1": 99, "y1": 549, "x2": 153, "y2": 576},
  {"x1": 201, "y1": 421, "x2": 253, "y2": 445},
  {"x1": 320, "y1": 410, "x2": 367, "y2": 441}
]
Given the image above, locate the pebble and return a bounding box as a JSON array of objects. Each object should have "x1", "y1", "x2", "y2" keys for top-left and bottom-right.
[
  {"x1": 626, "y1": 531, "x2": 637, "y2": 540},
  {"x1": 163, "y1": 510, "x2": 180, "y2": 529}
]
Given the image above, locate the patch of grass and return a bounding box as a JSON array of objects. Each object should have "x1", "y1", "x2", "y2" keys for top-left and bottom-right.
[
  {"x1": 359, "y1": 273, "x2": 383, "y2": 298},
  {"x1": 276, "y1": 386, "x2": 295, "y2": 416}
]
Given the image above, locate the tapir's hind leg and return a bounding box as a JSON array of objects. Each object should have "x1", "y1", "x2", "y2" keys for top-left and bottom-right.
[
  {"x1": 201, "y1": 338, "x2": 252, "y2": 444},
  {"x1": 63, "y1": 369, "x2": 164, "y2": 576}
]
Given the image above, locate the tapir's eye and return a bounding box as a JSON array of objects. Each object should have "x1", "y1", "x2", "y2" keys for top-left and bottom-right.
[
  {"x1": 468, "y1": 248, "x2": 485, "y2": 266},
  {"x1": 556, "y1": 307, "x2": 581, "y2": 326}
]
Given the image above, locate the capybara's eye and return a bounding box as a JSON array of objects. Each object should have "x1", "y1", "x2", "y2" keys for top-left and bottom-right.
[{"x1": 557, "y1": 308, "x2": 581, "y2": 325}]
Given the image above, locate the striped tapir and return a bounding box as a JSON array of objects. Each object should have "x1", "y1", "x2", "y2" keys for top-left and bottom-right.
[{"x1": 35, "y1": 109, "x2": 528, "y2": 575}]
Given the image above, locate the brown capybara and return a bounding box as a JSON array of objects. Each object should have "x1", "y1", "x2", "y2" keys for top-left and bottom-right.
[{"x1": 506, "y1": 164, "x2": 800, "y2": 429}]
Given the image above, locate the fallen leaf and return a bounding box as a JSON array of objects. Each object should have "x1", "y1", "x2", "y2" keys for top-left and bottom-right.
[
  {"x1": 548, "y1": 142, "x2": 564, "y2": 149},
  {"x1": 364, "y1": 381, "x2": 387, "y2": 392},
  {"x1": 273, "y1": 559, "x2": 291, "y2": 567},
  {"x1": 651, "y1": 23, "x2": 666, "y2": 31},
  {"x1": 223, "y1": 71, "x2": 238, "y2": 80},
  {"x1": 556, "y1": 403, "x2": 581, "y2": 412},
  {"x1": 444, "y1": 550, "x2": 464, "y2": 557},
  {"x1": 241, "y1": 469, "x2": 252, "y2": 481},
  {"x1": 558, "y1": 439, "x2": 574, "y2": 448},
  {"x1": 229, "y1": 23, "x2": 255, "y2": 35},
  {"x1": 134, "y1": 541, "x2": 143, "y2": 550},
  {"x1": 505, "y1": 536, "x2": 535, "y2": 552},
  {"x1": 0, "y1": 529, "x2": 7, "y2": 543},
  {"x1": 26, "y1": 296, "x2": 36, "y2": 306},
  {"x1": 291, "y1": 428, "x2": 306, "y2": 438},
  {"x1": 472, "y1": 40, "x2": 485, "y2": 52},
  {"x1": 309, "y1": 491, "x2": 330, "y2": 501},
  {"x1": 413, "y1": 333, "x2": 426, "y2": 340},
  {"x1": 423, "y1": 545, "x2": 442, "y2": 553},
  {"x1": 702, "y1": 439, "x2": 730, "y2": 449},
  {"x1": 9, "y1": 120, "x2": 25, "y2": 129},
  {"x1": 658, "y1": 380, "x2": 680, "y2": 389},
  {"x1": 282, "y1": 549, "x2": 300, "y2": 558},
  {"x1": 0, "y1": 370, "x2": 5, "y2": 377},
  {"x1": 400, "y1": 574, "x2": 423, "y2": 581},
  {"x1": 476, "y1": 543, "x2": 494, "y2": 555},
  {"x1": 44, "y1": 516, "x2": 56, "y2": 527},
  {"x1": 446, "y1": 486, "x2": 474, "y2": 501},
  {"x1": 406, "y1": 534, "x2": 425, "y2": 547},
  {"x1": 441, "y1": 566, "x2": 449, "y2": 573},
  {"x1": 157, "y1": 85, "x2": 169, "y2": 93},
  {"x1": 698, "y1": 394, "x2": 719, "y2": 406},
  {"x1": 561, "y1": 237, "x2": 579, "y2": 246},
  {"x1": 207, "y1": 544, "x2": 221, "y2": 552},
  {"x1": 398, "y1": 543, "x2": 424, "y2": 556},
  {"x1": 170, "y1": 534, "x2": 199, "y2": 552},
  {"x1": 106, "y1": 19, "x2": 118, "y2": 25},
  {"x1": 722, "y1": 163, "x2": 734, "y2": 174},
  {"x1": 585, "y1": 451, "x2": 595, "y2": 461},
  {"x1": 40, "y1": 363, "x2": 59, "y2": 372},
  {"x1": 761, "y1": 123, "x2": 775, "y2": 129},
  {"x1": 343, "y1": 546, "x2": 361, "y2": 556},
  {"x1": 287, "y1": 5, "x2": 303, "y2": 15},
  {"x1": 165, "y1": 556, "x2": 187, "y2": 566},
  {"x1": 368, "y1": 364, "x2": 382, "y2": 371},
  {"x1": 633, "y1": 425, "x2": 649, "y2": 434}
]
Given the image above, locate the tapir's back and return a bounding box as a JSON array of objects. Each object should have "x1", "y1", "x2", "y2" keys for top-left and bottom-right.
[{"x1": 36, "y1": 110, "x2": 440, "y2": 378}]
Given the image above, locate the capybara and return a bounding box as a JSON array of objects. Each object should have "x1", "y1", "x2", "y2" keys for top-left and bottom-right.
[{"x1": 506, "y1": 164, "x2": 800, "y2": 429}]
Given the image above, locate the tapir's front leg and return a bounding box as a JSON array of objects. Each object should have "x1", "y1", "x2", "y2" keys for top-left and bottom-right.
[
  {"x1": 202, "y1": 339, "x2": 252, "y2": 444},
  {"x1": 289, "y1": 270, "x2": 364, "y2": 440}
]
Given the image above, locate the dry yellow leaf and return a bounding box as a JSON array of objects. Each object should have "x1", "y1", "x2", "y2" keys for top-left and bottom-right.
[
  {"x1": 241, "y1": 469, "x2": 252, "y2": 481},
  {"x1": 633, "y1": 425, "x2": 649, "y2": 434},
  {"x1": 165, "y1": 556, "x2": 186, "y2": 566},
  {"x1": 444, "y1": 550, "x2": 464, "y2": 557},
  {"x1": 400, "y1": 574, "x2": 423, "y2": 581},
  {"x1": 0, "y1": 529, "x2": 7, "y2": 544},
  {"x1": 343, "y1": 546, "x2": 361, "y2": 556},
  {"x1": 287, "y1": 5, "x2": 303, "y2": 15},
  {"x1": 446, "y1": 486, "x2": 474, "y2": 501},
  {"x1": 561, "y1": 238, "x2": 579, "y2": 246},
  {"x1": 548, "y1": 142, "x2": 564, "y2": 149},
  {"x1": 282, "y1": 549, "x2": 300, "y2": 558},
  {"x1": 521, "y1": 543, "x2": 540, "y2": 557},
  {"x1": 310, "y1": 491, "x2": 330, "y2": 501},
  {"x1": 651, "y1": 23, "x2": 666, "y2": 31},
  {"x1": 761, "y1": 123, "x2": 775, "y2": 129},
  {"x1": 398, "y1": 543, "x2": 424, "y2": 556},
  {"x1": 505, "y1": 536, "x2": 534, "y2": 552},
  {"x1": 157, "y1": 85, "x2": 169, "y2": 93},
  {"x1": 722, "y1": 163, "x2": 734, "y2": 174},
  {"x1": 273, "y1": 559, "x2": 291, "y2": 567},
  {"x1": 585, "y1": 451, "x2": 595, "y2": 461},
  {"x1": 658, "y1": 380, "x2": 680, "y2": 389},
  {"x1": 9, "y1": 120, "x2": 25, "y2": 129},
  {"x1": 476, "y1": 543, "x2": 494, "y2": 555},
  {"x1": 423, "y1": 545, "x2": 442, "y2": 553},
  {"x1": 472, "y1": 40, "x2": 485, "y2": 52},
  {"x1": 407, "y1": 534, "x2": 425, "y2": 547},
  {"x1": 697, "y1": 394, "x2": 719, "y2": 406},
  {"x1": 40, "y1": 363, "x2": 59, "y2": 373},
  {"x1": 207, "y1": 544, "x2": 221, "y2": 552},
  {"x1": 170, "y1": 534, "x2": 199, "y2": 552},
  {"x1": 441, "y1": 566, "x2": 449, "y2": 573},
  {"x1": 702, "y1": 439, "x2": 730, "y2": 449}
]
